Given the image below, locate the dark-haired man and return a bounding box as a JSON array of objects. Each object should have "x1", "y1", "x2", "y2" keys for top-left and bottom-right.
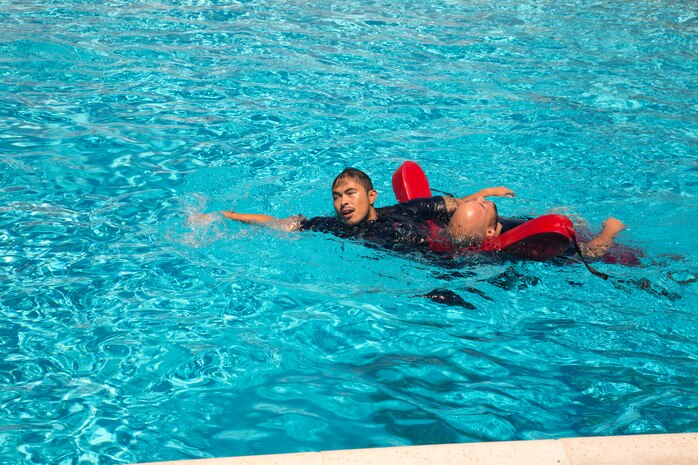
[{"x1": 215, "y1": 167, "x2": 514, "y2": 255}]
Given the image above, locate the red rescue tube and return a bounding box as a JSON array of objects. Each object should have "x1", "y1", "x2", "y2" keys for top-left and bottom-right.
[
  {"x1": 481, "y1": 214, "x2": 574, "y2": 261},
  {"x1": 392, "y1": 161, "x2": 432, "y2": 202}
]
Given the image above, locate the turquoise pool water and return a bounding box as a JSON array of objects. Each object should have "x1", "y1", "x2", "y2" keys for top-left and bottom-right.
[{"x1": 1, "y1": 1, "x2": 697, "y2": 463}]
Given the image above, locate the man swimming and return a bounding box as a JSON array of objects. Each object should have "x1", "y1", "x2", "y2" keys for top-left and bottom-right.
[{"x1": 217, "y1": 167, "x2": 514, "y2": 255}]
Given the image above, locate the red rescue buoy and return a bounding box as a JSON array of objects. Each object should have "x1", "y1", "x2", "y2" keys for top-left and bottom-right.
[{"x1": 392, "y1": 161, "x2": 432, "y2": 202}]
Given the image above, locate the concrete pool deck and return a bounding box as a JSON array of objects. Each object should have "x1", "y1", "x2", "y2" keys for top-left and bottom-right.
[{"x1": 139, "y1": 432, "x2": 697, "y2": 465}]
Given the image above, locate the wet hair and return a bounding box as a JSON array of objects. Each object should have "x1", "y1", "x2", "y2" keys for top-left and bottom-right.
[{"x1": 332, "y1": 168, "x2": 374, "y2": 193}]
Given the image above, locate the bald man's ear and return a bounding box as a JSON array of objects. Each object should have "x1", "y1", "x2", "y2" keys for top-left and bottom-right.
[{"x1": 486, "y1": 223, "x2": 502, "y2": 238}]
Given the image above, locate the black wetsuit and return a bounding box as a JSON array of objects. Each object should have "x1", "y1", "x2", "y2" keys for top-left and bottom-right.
[{"x1": 299, "y1": 196, "x2": 452, "y2": 254}]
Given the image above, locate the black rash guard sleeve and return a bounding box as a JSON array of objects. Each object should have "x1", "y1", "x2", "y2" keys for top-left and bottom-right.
[{"x1": 298, "y1": 216, "x2": 346, "y2": 234}]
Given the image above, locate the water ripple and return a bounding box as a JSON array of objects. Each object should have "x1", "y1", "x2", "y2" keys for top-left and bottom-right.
[{"x1": 1, "y1": 0, "x2": 697, "y2": 464}]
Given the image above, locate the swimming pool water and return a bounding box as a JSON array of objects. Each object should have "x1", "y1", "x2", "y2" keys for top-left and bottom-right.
[{"x1": 1, "y1": 0, "x2": 697, "y2": 463}]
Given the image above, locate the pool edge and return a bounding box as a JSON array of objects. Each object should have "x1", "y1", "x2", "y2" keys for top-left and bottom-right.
[{"x1": 134, "y1": 432, "x2": 698, "y2": 465}]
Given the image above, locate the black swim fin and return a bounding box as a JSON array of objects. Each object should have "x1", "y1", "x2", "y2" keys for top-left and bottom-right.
[{"x1": 418, "y1": 288, "x2": 475, "y2": 309}]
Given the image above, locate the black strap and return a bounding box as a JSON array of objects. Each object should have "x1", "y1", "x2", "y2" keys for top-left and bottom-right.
[
  {"x1": 568, "y1": 227, "x2": 609, "y2": 280},
  {"x1": 431, "y1": 188, "x2": 456, "y2": 198}
]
